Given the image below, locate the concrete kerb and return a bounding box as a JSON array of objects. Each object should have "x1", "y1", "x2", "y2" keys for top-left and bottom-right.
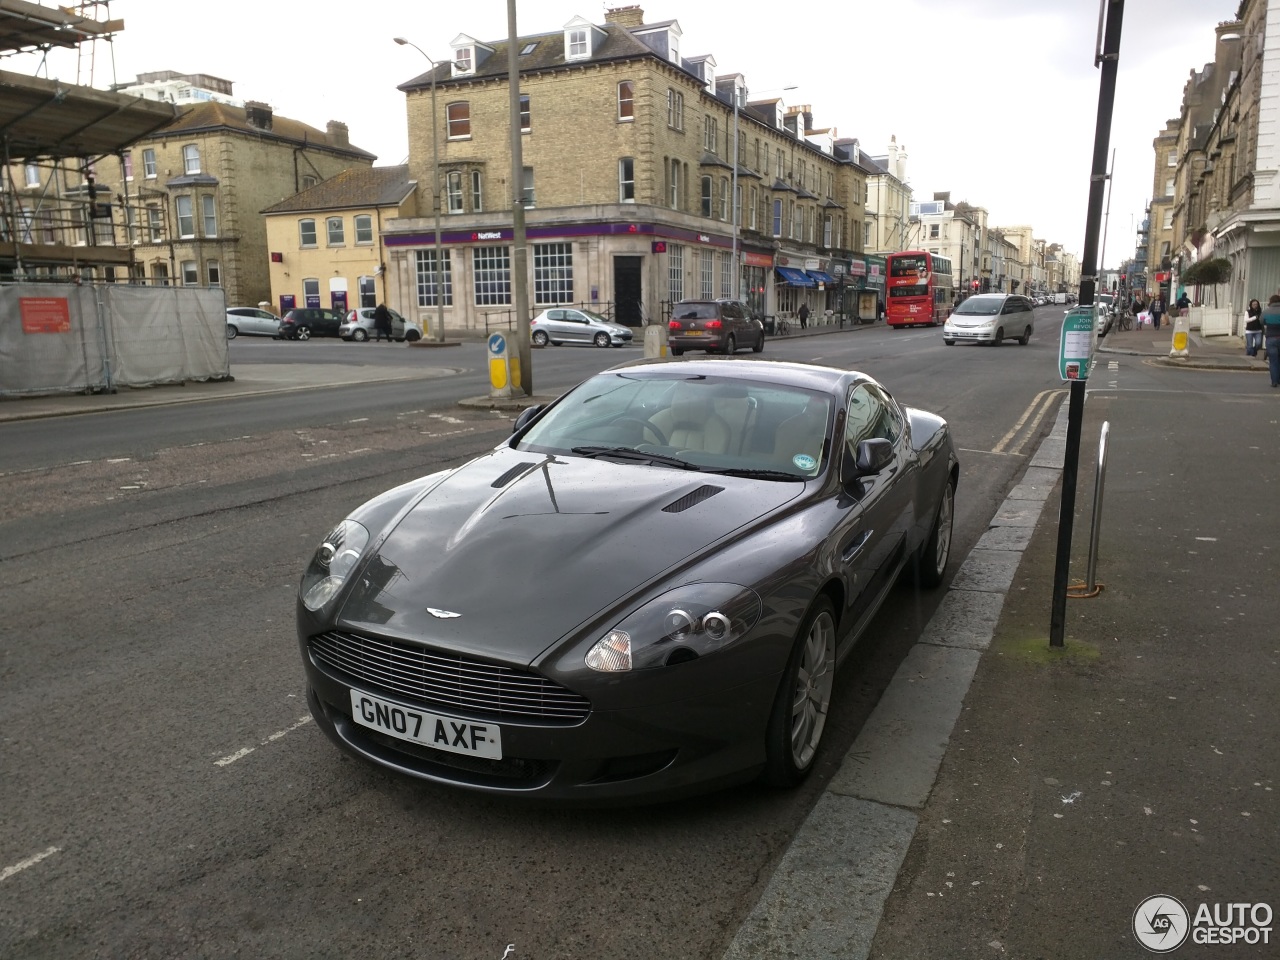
[{"x1": 722, "y1": 400, "x2": 1071, "y2": 960}]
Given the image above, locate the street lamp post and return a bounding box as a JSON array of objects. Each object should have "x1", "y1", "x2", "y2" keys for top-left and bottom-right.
[{"x1": 394, "y1": 37, "x2": 446, "y2": 342}]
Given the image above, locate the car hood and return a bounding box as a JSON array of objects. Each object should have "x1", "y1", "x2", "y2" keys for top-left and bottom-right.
[{"x1": 336, "y1": 448, "x2": 803, "y2": 665}]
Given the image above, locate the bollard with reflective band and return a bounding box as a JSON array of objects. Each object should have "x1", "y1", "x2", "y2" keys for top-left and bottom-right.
[
  {"x1": 1169, "y1": 314, "x2": 1190, "y2": 358},
  {"x1": 644, "y1": 324, "x2": 669, "y2": 359},
  {"x1": 487, "y1": 332, "x2": 513, "y2": 398}
]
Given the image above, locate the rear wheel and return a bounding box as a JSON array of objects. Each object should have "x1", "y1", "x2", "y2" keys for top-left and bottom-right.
[
  {"x1": 913, "y1": 478, "x2": 955, "y2": 588},
  {"x1": 532, "y1": 330, "x2": 549, "y2": 347},
  {"x1": 226, "y1": 325, "x2": 238, "y2": 339},
  {"x1": 594, "y1": 332, "x2": 611, "y2": 348},
  {"x1": 765, "y1": 597, "x2": 836, "y2": 787},
  {"x1": 1019, "y1": 326, "x2": 1032, "y2": 346},
  {"x1": 722, "y1": 334, "x2": 736, "y2": 356},
  {"x1": 671, "y1": 347, "x2": 684, "y2": 357},
  {"x1": 352, "y1": 328, "x2": 368, "y2": 342}
]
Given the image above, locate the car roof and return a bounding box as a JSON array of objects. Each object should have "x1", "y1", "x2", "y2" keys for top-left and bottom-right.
[{"x1": 608, "y1": 356, "x2": 866, "y2": 393}]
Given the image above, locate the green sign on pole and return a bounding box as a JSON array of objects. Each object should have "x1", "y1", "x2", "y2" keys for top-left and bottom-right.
[{"x1": 1058, "y1": 306, "x2": 1095, "y2": 381}]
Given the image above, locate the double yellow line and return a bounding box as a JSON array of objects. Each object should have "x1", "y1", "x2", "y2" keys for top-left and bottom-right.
[{"x1": 992, "y1": 389, "x2": 1065, "y2": 457}]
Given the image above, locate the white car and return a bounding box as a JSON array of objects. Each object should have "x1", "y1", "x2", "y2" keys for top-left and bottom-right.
[
  {"x1": 943, "y1": 293, "x2": 1035, "y2": 346},
  {"x1": 225, "y1": 307, "x2": 281, "y2": 339},
  {"x1": 340, "y1": 307, "x2": 423, "y2": 342},
  {"x1": 530, "y1": 307, "x2": 634, "y2": 347}
]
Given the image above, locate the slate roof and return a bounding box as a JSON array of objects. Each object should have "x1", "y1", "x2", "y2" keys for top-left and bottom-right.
[
  {"x1": 261, "y1": 165, "x2": 413, "y2": 215},
  {"x1": 153, "y1": 101, "x2": 375, "y2": 160}
]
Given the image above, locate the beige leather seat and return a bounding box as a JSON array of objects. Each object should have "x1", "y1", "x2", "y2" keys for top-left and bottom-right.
[
  {"x1": 773, "y1": 398, "x2": 829, "y2": 472},
  {"x1": 650, "y1": 385, "x2": 732, "y2": 454}
]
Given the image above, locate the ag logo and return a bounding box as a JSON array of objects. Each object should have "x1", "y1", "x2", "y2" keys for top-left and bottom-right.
[{"x1": 1133, "y1": 895, "x2": 1190, "y2": 953}]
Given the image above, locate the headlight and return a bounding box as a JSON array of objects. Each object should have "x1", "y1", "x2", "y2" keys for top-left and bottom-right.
[
  {"x1": 300, "y1": 518, "x2": 370, "y2": 612},
  {"x1": 585, "y1": 582, "x2": 761, "y2": 672}
]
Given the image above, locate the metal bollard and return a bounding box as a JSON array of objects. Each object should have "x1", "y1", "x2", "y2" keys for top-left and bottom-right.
[{"x1": 1084, "y1": 421, "x2": 1109, "y2": 593}]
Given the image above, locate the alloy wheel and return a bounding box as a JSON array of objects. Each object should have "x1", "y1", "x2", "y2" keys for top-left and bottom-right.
[{"x1": 789, "y1": 610, "x2": 835, "y2": 769}]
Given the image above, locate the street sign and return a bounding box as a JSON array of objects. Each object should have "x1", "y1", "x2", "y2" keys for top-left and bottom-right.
[{"x1": 1058, "y1": 306, "x2": 1094, "y2": 381}]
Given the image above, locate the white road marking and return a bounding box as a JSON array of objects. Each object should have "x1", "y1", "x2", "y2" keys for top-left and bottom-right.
[
  {"x1": 1, "y1": 846, "x2": 60, "y2": 883},
  {"x1": 214, "y1": 716, "x2": 312, "y2": 767},
  {"x1": 429, "y1": 413, "x2": 465, "y2": 424},
  {"x1": 958, "y1": 447, "x2": 1022, "y2": 457},
  {"x1": 347, "y1": 418, "x2": 369, "y2": 423},
  {"x1": 106, "y1": 457, "x2": 131, "y2": 463}
]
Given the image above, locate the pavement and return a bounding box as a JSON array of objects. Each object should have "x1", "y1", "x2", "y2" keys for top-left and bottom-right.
[{"x1": 4, "y1": 313, "x2": 1275, "y2": 957}]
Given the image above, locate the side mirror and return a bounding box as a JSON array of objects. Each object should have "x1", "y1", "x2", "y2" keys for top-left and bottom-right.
[
  {"x1": 854, "y1": 438, "x2": 894, "y2": 476},
  {"x1": 511, "y1": 404, "x2": 544, "y2": 435}
]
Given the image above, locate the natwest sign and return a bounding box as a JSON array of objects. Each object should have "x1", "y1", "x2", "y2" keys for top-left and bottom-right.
[{"x1": 472, "y1": 230, "x2": 505, "y2": 241}]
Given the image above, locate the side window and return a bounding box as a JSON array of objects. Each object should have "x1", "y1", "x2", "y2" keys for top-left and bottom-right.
[
  {"x1": 547, "y1": 310, "x2": 564, "y2": 321},
  {"x1": 845, "y1": 384, "x2": 901, "y2": 452}
]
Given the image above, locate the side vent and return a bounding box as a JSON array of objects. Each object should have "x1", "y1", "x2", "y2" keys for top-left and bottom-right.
[
  {"x1": 662, "y1": 484, "x2": 724, "y2": 513},
  {"x1": 491, "y1": 462, "x2": 538, "y2": 488}
]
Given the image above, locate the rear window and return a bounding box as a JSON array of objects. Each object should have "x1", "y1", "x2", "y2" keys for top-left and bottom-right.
[{"x1": 673, "y1": 303, "x2": 718, "y2": 320}]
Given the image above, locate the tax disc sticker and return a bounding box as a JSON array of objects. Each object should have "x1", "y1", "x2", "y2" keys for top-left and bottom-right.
[{"x1": 792, "y1": 454, "x2": 817, "y2": 471}]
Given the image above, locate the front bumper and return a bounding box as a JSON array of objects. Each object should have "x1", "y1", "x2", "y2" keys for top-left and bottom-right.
[{"x1": 943, "y1": 324, "x2": 997, "y2": 342}]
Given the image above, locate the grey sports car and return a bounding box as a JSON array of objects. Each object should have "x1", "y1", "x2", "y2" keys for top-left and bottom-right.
[{"x1": 297, "y1": 358, "x2": 958, "y2": 802}]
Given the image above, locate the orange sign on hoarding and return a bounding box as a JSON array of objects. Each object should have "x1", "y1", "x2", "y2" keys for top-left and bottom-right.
[{"x1": 19, "y1": 297, "x2": 72, "y2": 334}]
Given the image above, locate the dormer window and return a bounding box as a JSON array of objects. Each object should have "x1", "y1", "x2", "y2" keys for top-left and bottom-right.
[
  {"x1": 454, "y1": 46, "x2": 473, "y2": 75},
  {"x1": 563, "y1": 16, "x2": 604, "y2": 61},
  {"x1": 450, "y1": 34, "x2": 493, "y2": 77}
]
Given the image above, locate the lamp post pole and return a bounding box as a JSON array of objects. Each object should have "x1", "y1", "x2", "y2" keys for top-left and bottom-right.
[{"x1": 395, "y1": 37, "x2": 446, "y2": 342}]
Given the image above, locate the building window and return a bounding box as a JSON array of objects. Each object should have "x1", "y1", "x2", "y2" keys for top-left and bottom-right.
[
  {"x1": 772, "y1": 199, "x2": 782, "y2": 238},
  {"x1": 619, "y1": 157, "x2": 635, "y2": 202},
  {"x1": 667, "y1": 89, "x2": 684, "y2": 130},
  {"x1": 454, "y1": 46, "x2": 473, "y2": 74},
  {"x1": 153, "y1": 262, "x2": 169, "y2": 286},
  {"x1": 143, "y1": 149, "x2": 157, "y2": 179},
  {"x1": 700, "y1": 250, "x2": 714, "y2": 299},
  {"x1": 522, "y1": 167, "x2": 535, "y2": 208},
  {"x1": 447, "y1": 171, "x2": 464, "y2": 213},
  {"x1": 202, "y1": 195, "x2": 217, "y2": 237},
  {"x1": 930, "y1": 223, "x2": 939, "y2": 239},
  {"x1": 207, "y1": 259, "x2": 221, "y2": 286},
  {"x1": 147, "y1": 205, "x2": 163, "y2": 242},
  {"x1": 447, "y1": 102, "x2": 471, "y2": 138},
  {"x1": 359, "y1": 275, "x2": 377, "y2": 307},
  {"x1": 701, "y1": 176, "x2": 713, "y2": 217},
  {"x1": 175, "y1": 196, "x2": 194, "y2": 238},
  {"x1": 704, "y1": 115, "x2": 718, "y2": 154},
  {"x1": 124, "y1": 206, "x2": 137, "y2": 245},
  {"x1": 471, "y1": 171, "x2": 483, "y2": 212},
  {"x1": 749, "y1": 186, "x2": 758, "y2": 230},
  {"x1": 24, "y1": 163, "x2": 40, "y2": 187},
  {"x1": 299, "y1": 218, "x2": 317, "y2": 247},
  {"x1": 327, "y1": 216, "x2": 345, "y2": 245},
  {"x1": 1167, "y1": 152, "x2": 1177, "y2": 166},
  {"x1": 618, "y1": 81, "x2": 634, "y2": 121},
  {"x1": 670, "y1": 159, "x2": 681, "y2": 209},
  {"x1": 473, "y1": 246, "x2": 511, "y2": 305},
  {"x1": 1163, "y1": 210, "x2": 1173, "y2": 230},
  {"x1": 301, "y1": 175, "x2": 318, "y2": 189},
  {"x1": 415, "y1": 249, "x2": 454, "y2": 306},
  {"x1": 355, "y1": 214, "x2": 373, "y2": 244},
  {"x1": 1165, "y1": 176, "x2": 1175, "y2": 197},
  {"x1": 719, "y1": 178, "x2": 729, "y2": 221},
  {"x1": 567, "y1": 28, "x2": 587, "y2": 58},
  {"x1": 122, "y1": 154, "x2": 134, "y2": 181},
  {"x1": 182, "y1": 144, "x2": 201, "y2": 175},
  {"x1": 303, "y1": 278, "x2": 320, "y2": 305},
  {"x1": 668, "y1": 243, "x2": 685, "y2": 303},
  {"x1": 180, "y1": 260, "x2": 199, "y2": 285},
  {"x1": 533, "y1": 242, "x2": 574, "y2": 305},
  {"x1": 520, "y1": 94, "x2": 531, "y2": 133},
  {"x1": 823, "y1": 215, "x2": 833, "y2": 248},
  {"x1": 719, "y1": 252, "x2": 732, "y2": 299}
]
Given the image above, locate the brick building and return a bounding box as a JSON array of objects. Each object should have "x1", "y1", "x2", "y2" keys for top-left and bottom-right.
[{"x1": 382, "y1": 5, "x2": 867, "y2": 331}]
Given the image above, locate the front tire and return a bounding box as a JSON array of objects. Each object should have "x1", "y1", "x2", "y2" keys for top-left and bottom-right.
[
  {"x1": 913, "y1": 477, "x2": 955, "y2": 588},
  {"x1": 752, "y1": 333, "x2": 764, "y2": 353},
  {"x1": 295, "y1": 326, "x2": 312, "y2": 341},
  {"x1": 765, "y1": 597, "x2": 836, "y2": 787},
  {"x1": 944, "y1": 339, "x2": 955, "y2": 346},
  {"x1": 594, "y1": 332, "x2": 611, "y2": 348},
  {"x1": 993, "y1": 326, "x2": 1004, "y2": 346}
]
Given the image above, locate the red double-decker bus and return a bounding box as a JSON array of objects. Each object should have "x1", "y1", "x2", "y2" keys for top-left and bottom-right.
[{"x1": 885, "y1": 251, "x2": 954, "y2": 327}]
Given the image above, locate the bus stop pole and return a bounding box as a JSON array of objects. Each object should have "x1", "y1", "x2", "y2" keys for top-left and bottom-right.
[{"x1": 1050, "y1": 0, "x2": 1124, "y2": 648}]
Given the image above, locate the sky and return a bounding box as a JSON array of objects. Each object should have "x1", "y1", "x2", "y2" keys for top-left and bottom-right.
[{"x1": 8, "y1": 0, "x2": 1238, "y2": 270}]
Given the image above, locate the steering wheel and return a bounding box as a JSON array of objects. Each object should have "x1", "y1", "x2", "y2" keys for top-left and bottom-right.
[{"x1": 612, "y1": 416, "x2": 668, "y2": 446}]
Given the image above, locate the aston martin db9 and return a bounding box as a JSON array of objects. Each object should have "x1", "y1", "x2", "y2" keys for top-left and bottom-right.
[{"x1": 297, "y1": 358, "x2": 958, "y2": 802}]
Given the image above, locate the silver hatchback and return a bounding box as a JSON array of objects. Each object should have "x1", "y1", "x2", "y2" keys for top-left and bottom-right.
[
  {"x1": 340, "y1": 307, "x2": 423, "y2": 342},
  {"x1": 530, "y1": 308, "x2": 634, "y2": 347}
]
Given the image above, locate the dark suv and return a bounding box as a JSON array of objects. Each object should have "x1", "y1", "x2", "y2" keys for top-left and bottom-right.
[
  {"x1": 279, "y1": 308, "x2": 345, "y2": 340},
  {"x1": 668, "y1": 299, "x2": 765, "y2": 356}
]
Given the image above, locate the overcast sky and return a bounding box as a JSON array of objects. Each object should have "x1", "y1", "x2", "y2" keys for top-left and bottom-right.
[{"x1": 11, "y1": 0, "x2": 1237, "y2": 269}]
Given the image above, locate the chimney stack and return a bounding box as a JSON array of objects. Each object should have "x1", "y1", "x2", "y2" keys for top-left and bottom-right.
[
  {"x1": 327, "y1": 120, "x2": 349, "y2": 146},
  {"x1": 604, "y1": 5, "x2": 644, "y2": 28},
  {"x1": 245, "y1": 100, "x2": 273, "y2": 131}
]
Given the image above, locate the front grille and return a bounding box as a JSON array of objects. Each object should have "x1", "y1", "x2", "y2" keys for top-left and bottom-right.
[{"x1": 311, "y1": 630, "x2": 590, "y2": 725}]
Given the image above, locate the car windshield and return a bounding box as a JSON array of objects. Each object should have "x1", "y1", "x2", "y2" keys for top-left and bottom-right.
[
  {"x1": 672, "y1": 303, "x2": 718, "y2": 320},
  {"x1": 954, "y1": 298, "x2": 1002, "y2": 316},
  {"x1": 515, "y1": 371, "x2": 833, "y2": 479}
]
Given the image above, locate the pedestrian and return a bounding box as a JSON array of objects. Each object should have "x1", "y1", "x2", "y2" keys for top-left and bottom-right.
[
  {"x1": 1245, "y1": 298, "x2": 1263, "y2": 358},
  {"x1": 1263, "y1": 294, "x2": 1280, "y2": 387},
  {"x1": 1150, "y1": 294, "x2": 1165, "y2": 331},
  {"x1": 797, "y1": 302, "x2": 810, "y2": 330},
  {"x1": 373, "y1": 302, "x2": 393, "y2": 342},
  {"x1": 1177, "y1": 291, "x2": 1191, "y2": 311}
]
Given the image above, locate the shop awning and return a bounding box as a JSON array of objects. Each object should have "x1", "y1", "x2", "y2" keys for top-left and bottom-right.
[
  {"x1": 775, "y1": 266, "x2": 815, "y2": 287},
  {"x1": 807, "y1": 270, "x2": 836, "y2": 284}
]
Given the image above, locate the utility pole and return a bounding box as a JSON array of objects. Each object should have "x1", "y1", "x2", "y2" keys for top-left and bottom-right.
[
  {"x1": 1050, "y1": 0, "x2": 1125, "y2": 647},
  {"x1": 507, "y1": 0, "x2": 532, "y2": 395}
]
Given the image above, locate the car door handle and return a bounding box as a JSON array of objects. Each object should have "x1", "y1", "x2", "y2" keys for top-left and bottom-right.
[{"x1": 841, "y1": 530, "x2": 872, "y2": 563}]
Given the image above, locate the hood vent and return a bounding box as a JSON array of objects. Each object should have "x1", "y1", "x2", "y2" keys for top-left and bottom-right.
[
  {"x1": 662, "y1": 484, "x2": 724, "y2": 513},
  {"x1": 491, "y1": 462, "x2": 539, "y2": 488}
]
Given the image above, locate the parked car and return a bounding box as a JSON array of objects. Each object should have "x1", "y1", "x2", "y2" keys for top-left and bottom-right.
[
  {"x1": 1094, "y1": 294, "x2": 1116, "y2": 336},
  {"x1": 942, "y1": 293, "x2": 1035, "y2": 346},
  {"x1": 668, "y1": 299, "x2": 765, "y2": 355},
  {"x1": 225, "y1": 307, "x2": 281, "y2": 339},
  {"x1": 530, "y1": 308, "x2": 634, "y2": 347},
  {"x1": 296, "y1": 357, "x2": 958, "y2": 802},
  {"x1": 279, "y1": 308, "x2": 346, "y2": 340},
  {"x1": 340, "y1": 307, "x2": 423, "y2": 342}
]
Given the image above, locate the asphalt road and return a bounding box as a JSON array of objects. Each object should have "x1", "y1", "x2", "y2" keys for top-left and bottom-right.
[{"x1": 2, "y1": 308, "x2": 1094, "y2": 959}]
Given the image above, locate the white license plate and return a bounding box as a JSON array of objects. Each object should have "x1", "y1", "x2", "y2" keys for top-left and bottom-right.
[
  {"x1": 349, "y1": 690, "x2": 503, "y2": 759},
  {"x1": 684, "y1": 330, "x2": 704, "y2": 336}
]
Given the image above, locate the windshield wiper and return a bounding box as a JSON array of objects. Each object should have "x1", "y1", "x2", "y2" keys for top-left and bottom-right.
[
  {"x1": 571, "y1": 446, "x2": 699, "y2": 469},
  {"x1": 707, "y1": 467, "x2": 807, "y2": 481}
]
